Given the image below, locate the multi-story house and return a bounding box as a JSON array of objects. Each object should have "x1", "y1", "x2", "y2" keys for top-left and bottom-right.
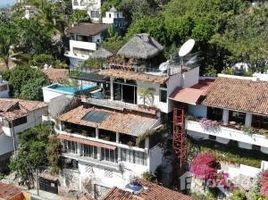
[
  {"x1": 65, "y1": 23, "x2": 110, "y2": 67},
  {"x1": 72, "y1": 0, "x2": 101, "y2": 22},
  {"x1": 0, "y1": 99, "x2": 48, "y2": 171},
  {"x1": 66, "y1": 4, "x2": 124, "y2": 67},
  {"x1": 170, "y1": 74, "x2": 268, "y2": 155},
  {"x1": 53, "y1": 33, "x2": 201, "y2": 198}
]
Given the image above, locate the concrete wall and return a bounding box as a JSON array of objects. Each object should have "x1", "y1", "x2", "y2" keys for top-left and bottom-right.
[
  {"x1": 182, "y1": 67, "x2": 199, "y2": 88},
  {"x1": 136, "y1": 81, "x2": 168, "y2": 113},
  {"x1": 0, "y1": 133, "x2": 14, "y2": 156},
  {"x1": 42, "y1": 87, "x2": 64, "y2": 103},
  {"x1": 149, "y1": 144, "x2": 163, "y2": 173},
  {"x1": 70, "y1": 40, "x2": 97, "y2": 52}
]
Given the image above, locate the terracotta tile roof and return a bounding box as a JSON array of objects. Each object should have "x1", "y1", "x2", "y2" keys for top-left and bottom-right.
[
  {"x1": 202, "y1": 77, "x2": 268, "y2": 115},
  {"x1": 59, "y1": 105, "x2": 159, "y2": 136},
  {"x1": 169, "y1": 79, "x2": 214, "y2": 105},
  {"x1": 42, "y1": 68, "x2": 69, "y2": 83},
  {"x1": 103, "y1": 179, "x2": 192, "y2": 200},
  {"x1": 99, "y1": 69, "x2": 168, "y2": 84},
  {"x1": 67, "y1": 23, "x2": 109, "y2": 36},
  {"x1": 57, "y1": 134, "x2": 116, "y2": 150},
  {"x1": 0, "y1": 182, "x2": 24, "y2": 200},
  {"x1": 0, "y1": 98, "x2": 48, "y2": 121}
]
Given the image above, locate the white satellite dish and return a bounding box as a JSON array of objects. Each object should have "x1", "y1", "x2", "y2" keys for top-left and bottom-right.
[
  {"x1": 179, "y1": 39, "x2": 195, "y2": 57},
  {"x1": 159, "y1": 60, "x2": 170, "y2": 71}
]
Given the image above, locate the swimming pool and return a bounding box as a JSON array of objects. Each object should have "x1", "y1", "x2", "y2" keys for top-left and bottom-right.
[{"x1": 48, "y1": 83, "x2": 98, "y2": 95}]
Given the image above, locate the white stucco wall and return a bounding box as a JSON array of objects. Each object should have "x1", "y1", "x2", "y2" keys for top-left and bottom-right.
[
  {"x1": 136, "y1": 81, "x2": 168, "y2": 113},
  {"x1": 182, "y1": 67, "x2": 199, "y2": 88},
  {"x1": 70, "y1": 40, "x2": 97, "y2": 52},
  {"x1": 0, "y1": 133, "x2": 14, "y2": 156},
  {"x1": 2, "y1": 107, "x2": 48, "y2": 137}
]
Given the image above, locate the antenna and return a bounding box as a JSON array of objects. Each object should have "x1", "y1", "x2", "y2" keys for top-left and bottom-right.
[
  {"x1": 178, "y1": 39, "x2": 195, "y2": 57},
  {"x1": 178, "y1": 39, "x2": 195, "y2": 72}
]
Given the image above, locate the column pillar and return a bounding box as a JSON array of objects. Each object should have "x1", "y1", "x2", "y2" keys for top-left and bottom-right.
[
  {"x1": 77, "y1": 143, "x2": 82, "y2": 156},
  {"x1": 116, "y1": 132, "x2": 120, "y2": 143},
  {"x1": 97, "y1": 147, "x2": 101, "y2": 160},
  {"x1": 58, "y1": 121, "x2": 63, "y2": 131},
  {"x1": 95, "y1": 127, "x2": 99, "y2": 139},
  {"x1": 222, "y1": 109, "x2": 229, "y2": 125},
  {"x1": 145, "y1": 137, "x2": 149, "y2": 150},
  {"x1": 245, "y1": 113, "x2": 252, "y2": 128},
  {"x1": 110, "y1": 78, "x2": 114, "y2": 101},
  {"x1": 117, "y1": 147, "x2": 121, "y2": 162}
]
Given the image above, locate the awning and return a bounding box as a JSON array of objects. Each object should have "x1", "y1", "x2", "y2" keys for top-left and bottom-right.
[
  {"x1": 57, "y1": 134, "x2": 116, "y2": 150},
  {"x1": 169, "y1": 88, "x2": 204, "y2": 105}
]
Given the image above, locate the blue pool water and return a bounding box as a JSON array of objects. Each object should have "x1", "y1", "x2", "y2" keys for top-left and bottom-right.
[{"x1": 49, "y1": 84, "x2": 97, "y2": 95}]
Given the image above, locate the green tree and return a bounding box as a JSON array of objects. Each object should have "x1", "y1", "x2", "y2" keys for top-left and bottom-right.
[
  {"x1": 70, "y1": 10, "x2": 90, "y2": 23},
  {"x1": 4, "y1": 65, "x2": 49, "y2": 100},
  {"x1": 138, "y1": 88, "x2": 155, "y2": 106},
  {"x1": 0, "y1": 21, "x2": 17, "y2": 69},
  {"x1": 9, "y1": 124, "x2": 60, "y2": 188},
  {"x1": 211, "y1": 6, "x2": 268, "y2": 70},
  {"x1": 230, "y1": 189, "x2": 247, "y2": 200}
]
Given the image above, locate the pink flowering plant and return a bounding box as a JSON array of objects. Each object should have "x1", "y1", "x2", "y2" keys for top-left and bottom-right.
[
  {"x1": 261, "y1": 170, "x2": 268, "y2": 197},
  {"x1": 200, "y1": 118, "x2": 219, "y2": 131},
  {"x1": 190, "y1": 153, "x2": 232, "y2": 189}
]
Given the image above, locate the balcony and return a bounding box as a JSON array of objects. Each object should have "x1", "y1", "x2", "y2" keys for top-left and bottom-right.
[
  {"x1": 62, "y1": 152, "x2": 121, "y2": 171},
  {"x1": 185, "y1": 120, "x2": 268, "y2": 149},
  {"x1": 70, "y1": 40, "x2": 97, "y2": 51}
]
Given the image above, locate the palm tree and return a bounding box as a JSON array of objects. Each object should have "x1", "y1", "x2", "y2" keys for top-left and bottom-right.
[
  {"x1": 0, "y1": 35, "x2": 11, "y2": 69},
  {"x1": 138, "y1": 87, "x2": 155, "y2": 106}
]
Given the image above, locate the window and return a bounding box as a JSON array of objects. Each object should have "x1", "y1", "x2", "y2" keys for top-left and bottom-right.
[
  {"x1": 229, "y1": 111, "x2": 246, "y2": 124},
  {"x1": 13, "y1": 116, "x2": 27, "y2": 126},
  {"x1": 82, "y1": 144, "x2": 97, "y2": 159},
  {"x1": 109, "y1": 13, "x2": 111, "y2": 18},
  {"x1": 73, "y1": 0, "x2": 78, "y2": 6},
  {"x1": 101, "y1": 148, "x2": 117, "y2": 163},
  {"x1": 121, "y1": 149, "x2": 147, "y2": 165},
  {"x1": 80, "y1": 0, "x2": 86, "y2": 6},
  {"x1": 160, "y1": 88, "x2": 167, "y2": 103},
  {"x1": 0, "y1": 84, "x2": 8, "y2": 91},
  {"x1": 91, "y1": 11, "x2": 100, "y2": 18},
  {"x1": 64, "y1": 140, "x2": 77, "y2": 154}
]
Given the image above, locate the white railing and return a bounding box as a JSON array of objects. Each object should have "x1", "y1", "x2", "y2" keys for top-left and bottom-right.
[
  {"x1": 62, "y1": 153, "x2": 120, "y2": 171},
  {"x1": 186, "y1": 120, "x2": 268, "y2": 148},
  {"x1": 55, "y1": 129, "x2": 147, "y2": 153},
  {"x1": 86, "y1": 97, "x2": 138, "y2": 111}
]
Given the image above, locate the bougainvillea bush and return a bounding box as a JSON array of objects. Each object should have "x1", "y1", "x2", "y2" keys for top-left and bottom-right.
[
  {"x1": 200, "y1": 118, "x2": 219, "y2": 130},
  {"x1": 190, "y1": 153, "x2": 218, "y2": 180},
  {"x1": 261, "y1": 170, "x2": 268, "y2": 197}
]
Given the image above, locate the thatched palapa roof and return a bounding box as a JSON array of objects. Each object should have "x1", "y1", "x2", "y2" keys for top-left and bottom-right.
[{"x1": 117, "y1": 33, "x2": 164, "y2": 59}]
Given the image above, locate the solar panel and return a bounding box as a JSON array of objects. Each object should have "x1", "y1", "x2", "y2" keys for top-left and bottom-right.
[{"x1": 83, "y1": 111, "x2": 110, "y2": 123}]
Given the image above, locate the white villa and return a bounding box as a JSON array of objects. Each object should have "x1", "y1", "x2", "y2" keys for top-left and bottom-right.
[
  {"x1": 65, "y1": 23, "x2": 110, "y2": 67},
  {"x1": 47, "y1": 33, "x2": 204, "y2": 198},
  {"x1": 66, "y1": 4, "x2": 124, "y2": 67},
  {"x1": 170, "y1": 74, "x2": 268, "y2": 154},
  {"x1": 40, "y1": 33, "x2": 268, "y2": 199},
  {"x1": 72, "y1": 0, "x2": 102, "y2": 22},
  {"x1": 0, "y1": 99, "x2": 48, "y2": 171}
]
